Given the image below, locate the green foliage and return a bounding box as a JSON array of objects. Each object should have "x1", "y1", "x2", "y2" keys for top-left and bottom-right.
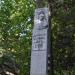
[
  {"x1": 51, "y1": 0, "x2": 75, "y2": 74},
  {"x1": 0, "y1": 54, "x2": 20, "y2": 75},
  {"x1": 0, "y1": 0, "x2": 35, "y2": 75}
]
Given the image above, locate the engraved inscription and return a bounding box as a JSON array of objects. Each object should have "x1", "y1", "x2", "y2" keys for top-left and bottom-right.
[
  {"x1": 34, "y1": 36, "x2": 44, "y2": 50},
  {"x1": 32, "y1": 34, "x2": 47, "y2": 51},
  {"x1": 33, "y1": 29, "x2": 47, "y2": 36}
]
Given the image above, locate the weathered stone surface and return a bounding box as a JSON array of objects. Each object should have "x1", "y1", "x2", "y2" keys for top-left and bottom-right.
[{"x1": 30, "y1": 51, "x2": 48, "y2": 75}]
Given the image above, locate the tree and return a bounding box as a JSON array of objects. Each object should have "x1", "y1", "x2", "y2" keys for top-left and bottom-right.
[{"x1": 0, "y1": 0, "x2": 35, "y2": 75}]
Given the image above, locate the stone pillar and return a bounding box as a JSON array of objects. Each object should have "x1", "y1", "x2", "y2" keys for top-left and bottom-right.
[{"x1": 30, "y1": 1, "x2": 53, "y2": 75}]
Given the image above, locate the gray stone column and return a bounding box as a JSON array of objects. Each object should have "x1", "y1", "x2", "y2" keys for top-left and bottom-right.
[
  {"x1": 30, "y1": 8, "x2": 51, "y2": 75},
  {"x1": 30, "y1": 0, "x2": 53, "y2": 75}
]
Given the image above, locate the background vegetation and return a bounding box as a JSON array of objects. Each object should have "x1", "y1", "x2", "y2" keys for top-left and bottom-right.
[{"x1": 0, "y1": 0, "x2": 75, "y2": 75}]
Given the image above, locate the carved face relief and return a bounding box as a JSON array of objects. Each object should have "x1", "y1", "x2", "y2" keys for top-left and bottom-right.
[
  {"x1": 38, "y1": 11, "x2": 46, "y2": 21},
  {"x1": 34, "y1": 9, "x2": 48, "y2": 30}
]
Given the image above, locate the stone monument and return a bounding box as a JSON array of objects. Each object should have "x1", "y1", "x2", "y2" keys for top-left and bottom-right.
[{"x1": 30, "y1": 8, "x2": 51, "y2": 75}]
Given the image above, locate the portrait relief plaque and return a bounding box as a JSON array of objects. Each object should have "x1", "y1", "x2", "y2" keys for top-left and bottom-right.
[{"x1": 34, "y1": 8, "x2": 49, "y2": 30}]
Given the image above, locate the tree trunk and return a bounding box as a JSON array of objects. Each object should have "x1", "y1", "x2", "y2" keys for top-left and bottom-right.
[{"x1": 36, "y1": 0, "x2": 48, "y2": 8}]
